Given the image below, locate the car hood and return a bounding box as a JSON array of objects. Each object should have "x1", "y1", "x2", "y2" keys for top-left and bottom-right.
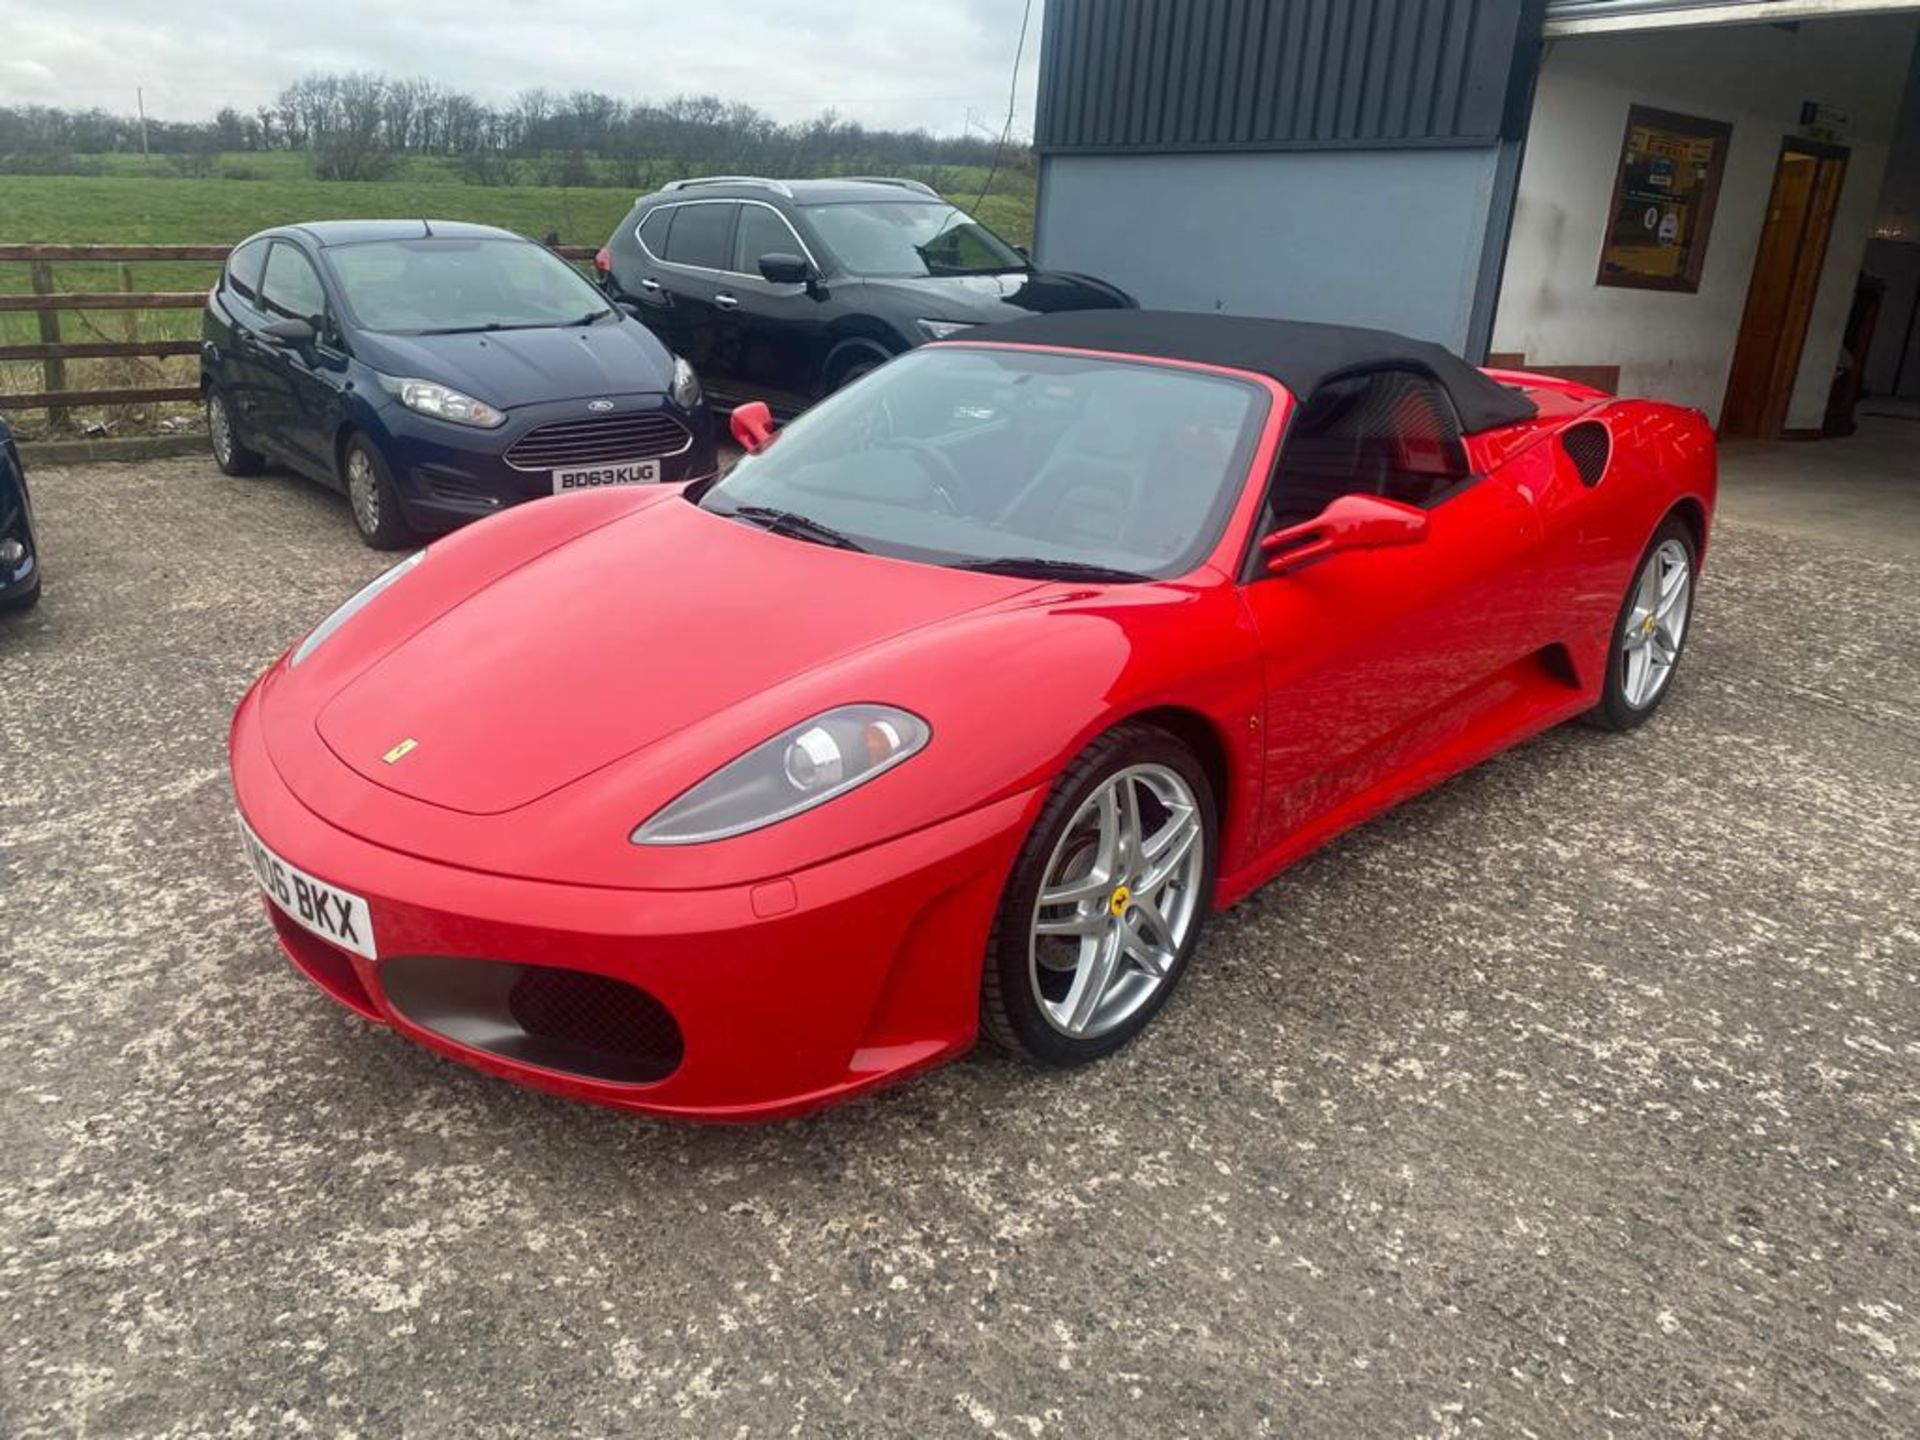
[
  {"x1": 354, "y1": 317, "x2": 674, "y2": 410},
  {"x1": 310, "y1": 497, "x2": 1037, "y2": 817},
  {"x1": 857, "y1": 268, "x2": 1134, "y2": 324}
]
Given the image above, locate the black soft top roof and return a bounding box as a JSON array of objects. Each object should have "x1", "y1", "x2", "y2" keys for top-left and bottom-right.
[{"x1": 966, "y1": 310, "x2": 1537, "y2": 434}]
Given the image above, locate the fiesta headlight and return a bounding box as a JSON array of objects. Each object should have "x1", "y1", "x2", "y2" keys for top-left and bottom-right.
[
  {"x1": 633, "y1": 704, "x2": 930, "y2": 845},
  {"x1": 917, "y1": 319, "x2": 974, "y2": 341},
  {"x1": 290, "y1": 550, "x2": 426, "y2": 667},
  {"x1": 379, "y1": 375, "x2": 505, "y2": 428},
  {"x1": 670, "y1": 355, "x2": 702, "y2": 409}
]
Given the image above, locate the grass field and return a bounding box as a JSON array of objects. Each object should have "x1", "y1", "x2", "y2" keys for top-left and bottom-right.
[{"x1": 0, "y1": 154, "x2": 1036, "y2": 437}]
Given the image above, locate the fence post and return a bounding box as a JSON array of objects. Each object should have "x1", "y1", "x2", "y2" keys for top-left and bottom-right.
[{"x1": 28, "y1": 259, "x2": 69, "y2": 430}]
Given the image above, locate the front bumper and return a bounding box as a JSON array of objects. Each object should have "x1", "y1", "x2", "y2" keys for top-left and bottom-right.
[
  {"x1": 231, "y1": 682, "x2": 1040, "y2": 1121},
  {"x1": 369, "y1": 395, "x2": 720, "y2": 535}
]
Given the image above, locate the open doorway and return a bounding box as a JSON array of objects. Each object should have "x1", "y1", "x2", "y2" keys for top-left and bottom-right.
[{"x1": 1721, "y1": 139, "x2": 1851, "y2": 438}]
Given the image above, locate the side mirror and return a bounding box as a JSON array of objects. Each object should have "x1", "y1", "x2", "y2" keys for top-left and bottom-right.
[
  {"x1": 262, "y1": 317, "x2": 316, "y2": 347},
  {"x1": 729, "y1": 400, "x2": 777, "y2": 453},
  {"x1": 1260, "y1": 494, "x2": 1429, "y2": 576},
  {"x1": 758, "y1": 252, "x2": 812, "y2": 286}
]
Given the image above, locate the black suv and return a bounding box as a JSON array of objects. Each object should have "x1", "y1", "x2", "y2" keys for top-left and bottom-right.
[{"x1": 595, "y1": 177, "x2": 1133, "y2": 417}]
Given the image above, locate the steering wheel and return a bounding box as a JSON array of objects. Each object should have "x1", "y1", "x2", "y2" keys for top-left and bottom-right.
[{"x1": 878, "y1": 437, "x2": 967, "y2": 516}]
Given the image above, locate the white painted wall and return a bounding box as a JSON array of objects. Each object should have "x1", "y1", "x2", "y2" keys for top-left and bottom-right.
[{"x1": 1493, "y1": 15, "x2": 1919, "y2": 427}]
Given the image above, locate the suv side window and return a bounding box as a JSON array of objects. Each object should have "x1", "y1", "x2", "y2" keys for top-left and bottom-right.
[
  {"x1": 734, "y1": 204, "x2": 802, "y2": 274},
  {"x1": 663, "y1": 203, "x2": 735, "y2": 270},
  {"x1": 259, "y1": 242, "x2": 328, "y2": 324},
  {"x1": 1266, "y1": 370, "x2": 1471, "y2": 528},
  {"x1": 636, "y1": 207, "x2": 673, "y2": 258},
  {"x1": 226, "y1": 238, "x2": 269, "y2": 302}
]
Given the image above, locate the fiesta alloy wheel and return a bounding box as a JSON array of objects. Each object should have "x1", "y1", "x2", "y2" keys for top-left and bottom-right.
[
  {"x1": 343, "y1": 434, "x2": 417, "y2": 551},
  {"x1": 207, "y1": 388, "x2": 265, "y2": 477},
  {"x1": 1586, "y1": 516, "x2": 1698, "y2": 731},
  {"x1": 982, "y1": 723, "x2": 1217, "y2": 1065}
]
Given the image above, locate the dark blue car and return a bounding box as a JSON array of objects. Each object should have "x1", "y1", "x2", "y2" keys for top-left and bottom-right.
[
  {"x1": 201, "y1": 220, "x2": 718, "y2": 548},
  {"x1": 0, "y1": 416, "x2": 38, "y2": 612}
]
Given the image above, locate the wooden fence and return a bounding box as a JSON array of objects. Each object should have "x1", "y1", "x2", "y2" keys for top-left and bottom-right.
[{"x1": 0, "y1": 243, "x2": 599, "y2": 426}]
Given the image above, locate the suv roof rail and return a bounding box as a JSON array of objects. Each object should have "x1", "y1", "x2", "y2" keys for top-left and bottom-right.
[
  {"x1": 838, "y1": 176, "x2": 940, "y2": 197},
  {"x1": 660, "y1": 175, "x2": 795, "y2": 199}
]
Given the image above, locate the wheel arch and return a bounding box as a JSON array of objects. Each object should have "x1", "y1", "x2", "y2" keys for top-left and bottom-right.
[
  {"x1": 1120, "y1": 704, "x2": 1232, "y2": 831},
  {"x1": 1668, "y1": 495, "x2": 1709, "y2": 564}
]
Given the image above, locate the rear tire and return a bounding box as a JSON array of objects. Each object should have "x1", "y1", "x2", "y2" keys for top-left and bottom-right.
[
  {"x1": 0, "y1": 573, "x2": 40, "y2": 613},
  {"x1": 207, "y1": 388, "x2": 265, "y2": 477},
  {"x1": 981, "y1": 723, "x2": 1217, "y2": 1067},
  {"x1": 342, "y1": 434, "x2": 417, "y2": 551},
  {"x1": 1583, "y1": 516, "x2": 1697, "y2": 732}
]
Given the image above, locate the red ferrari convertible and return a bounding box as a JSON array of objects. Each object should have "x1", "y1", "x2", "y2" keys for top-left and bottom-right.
[{"x1": 230, "y1": 311, "x2": 1715, "y2": 1121}]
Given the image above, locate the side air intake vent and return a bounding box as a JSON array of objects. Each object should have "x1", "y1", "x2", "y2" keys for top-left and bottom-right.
[{"x1": 1562, "y1": 421, "x2": 1611, "y2": 488}]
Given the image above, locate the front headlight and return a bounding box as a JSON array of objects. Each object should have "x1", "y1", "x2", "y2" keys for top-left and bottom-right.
[
  {"x1": 379, "y1": 375, "x2": 505, "y2": 428},
  {"x1": 670, "y1": 355, "x2": 702, "y2": 409},
  {"x1": 917, "y1": 319, "x2": 974, "y2": 341},
  {"x1": 290, "y1": 550, "x2": 426, "y2": 667},
  {"x1": 633, "y1": 704, "x2": 930, "y2": 845}
]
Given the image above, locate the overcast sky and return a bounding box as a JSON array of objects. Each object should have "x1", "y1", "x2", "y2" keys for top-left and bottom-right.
[{"x1": 0, "y1": 0, "x2": 1043, "y2": 137}]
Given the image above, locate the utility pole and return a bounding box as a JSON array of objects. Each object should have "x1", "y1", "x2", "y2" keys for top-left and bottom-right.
[{"x1": 137, "y1": 87, "x2": 150, "y2": 161}]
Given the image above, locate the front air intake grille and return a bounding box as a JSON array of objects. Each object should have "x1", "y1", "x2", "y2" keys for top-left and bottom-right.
[
  {"x1": 1562, "y1": 421, "x2": 1611, "y2": 488},
  {"x1": 505, "y1": 412, "x2": 692, "y2": 471},
  {"x1": 380, "y1": 955, "x2": 684, "y2": 1084},
  {"x1": 508, "y1": 967, "x2": 682, "y2": 1073}
]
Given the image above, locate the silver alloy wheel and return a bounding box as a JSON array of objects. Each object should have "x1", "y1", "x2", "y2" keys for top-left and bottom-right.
[
  {"x1": 208, "y1": 393, "x2": 233, "y2": 466},
  {"x1": 347, "y1": 447, "x2": 380, "y2": 535},
  {"x1": 1029, "y1": 762, "x2": 1206, "y2": 1039},
  {"x1": 1622, "y1": 537, "x2": 1692, "y2": 709}
]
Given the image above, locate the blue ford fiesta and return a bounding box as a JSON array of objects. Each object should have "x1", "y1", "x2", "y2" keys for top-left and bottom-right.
[
  {"x1": 0, "y1": 416, "x2": 39, "y2": 612},
  {"x1": 201, "y1": 220, "x2": 718, "y2": 548}
]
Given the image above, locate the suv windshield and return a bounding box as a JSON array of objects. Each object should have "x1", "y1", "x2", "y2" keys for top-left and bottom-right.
[
  {"x1": 803, "y1": 201, "x2": 1026, "y2": 278},
  {"x1": 324, "y1": 237, "x2": 614, "y2": 334},
  {"x1": 698, "y1": 346, "x2": 1266, "y2": 580}
]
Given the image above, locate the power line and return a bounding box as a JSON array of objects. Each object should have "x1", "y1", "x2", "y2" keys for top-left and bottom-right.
[{"x1": 971, "y1": 0, "x2": 1035, "y2": 216}]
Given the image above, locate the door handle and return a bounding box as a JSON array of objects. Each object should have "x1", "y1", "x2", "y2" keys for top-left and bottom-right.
[
  {"x1": 714, "y1": 293, "x2": 740, "y2": 311},
  {"x1": 638, "y1": 278, "x2": 662, "y2": 294}
]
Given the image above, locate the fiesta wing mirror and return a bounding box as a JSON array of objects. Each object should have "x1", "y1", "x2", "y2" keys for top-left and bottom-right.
[
  {"x1": 729, "y1": 400, "x2": 778, "y2": 454},
  {"x1": 1260, "y1": 494, "x2": 1429, "y2": 576},
  {"x1": 261, "y1": 317, "x2": 317, "y2": 347}
]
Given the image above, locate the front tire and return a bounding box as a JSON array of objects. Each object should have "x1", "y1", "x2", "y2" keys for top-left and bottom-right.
[
  {"x1": 207, "y1": 388, "x2": 265, "y2": 477},
  {"x1": 982, "y1": 723, "x2": 1217, "y2": 1066},
  {"x1": 342, "y1": 434, "x2": 417, "y2": 551},
  {"x1": 1585, "y1": 517, "x2": 1697, "y2": 731}
]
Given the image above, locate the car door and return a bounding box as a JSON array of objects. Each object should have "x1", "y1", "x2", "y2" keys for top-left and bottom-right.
[
  {"x1": 253, "y1": 240, "x2": 348, "y2": 481},
  {"x1": 646, "y1": 201, "x2": 737, "y2": 381},
  {"x1": 709, "y1": 201, "x2": 828, "y2": 414},
  {"x1": 1236, "y1": 370, "x2": 1539, "y2": 845}
]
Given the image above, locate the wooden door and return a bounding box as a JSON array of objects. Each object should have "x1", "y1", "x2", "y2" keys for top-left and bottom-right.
[{"x1": 1720, "y1": 141, "x2": 1849, "y2": 438}]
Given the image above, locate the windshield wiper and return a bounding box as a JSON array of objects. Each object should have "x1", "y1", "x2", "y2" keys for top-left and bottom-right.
[
  {"x1": 567, "y1": 308, "x2": 615, "y2": 326},
  {"x1": 954, "y1": 556, "x2": 1147, "y2": 582},
  {"x1": 720, "y1": 504, "x2": 868, "y2": 552}
]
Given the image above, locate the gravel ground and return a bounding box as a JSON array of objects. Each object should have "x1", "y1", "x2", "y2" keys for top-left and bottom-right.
[{"x1": 2, "y1": 457, "x2": 1915, "y2": 1439}]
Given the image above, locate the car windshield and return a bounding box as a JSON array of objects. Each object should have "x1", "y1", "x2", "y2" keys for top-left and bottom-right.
[
  {"x1": 324, "y1": 237, "x2": 614, "y2": 334},
  {"x1": 802, "y1": 201, "x2": 1027, "y2": 277},
  {"x1": 698, "y1": 347, "x2": 1267, "y2": 580}
]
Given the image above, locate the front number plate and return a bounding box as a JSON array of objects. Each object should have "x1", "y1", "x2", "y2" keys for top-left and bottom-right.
[
  {"x1": 237, "y1": 816, "x2": 378, "y2": 960},
  {"x1": 552, "y1": 458, "x2": 660, "y2": 493}
]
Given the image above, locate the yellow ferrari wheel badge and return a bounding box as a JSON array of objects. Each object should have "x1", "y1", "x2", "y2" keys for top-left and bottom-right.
[
  {"x1": 1109, "y1": 884, "x2": 1132, "y2": 918},
  {"x1": 381, "y1": 737, "x2": 419, "y2": 765}
]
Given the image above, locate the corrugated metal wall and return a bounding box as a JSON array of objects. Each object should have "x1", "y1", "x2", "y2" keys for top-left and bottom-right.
[{"x1": 1035, "y1": 0, "x2": 1533, "y2": 152}]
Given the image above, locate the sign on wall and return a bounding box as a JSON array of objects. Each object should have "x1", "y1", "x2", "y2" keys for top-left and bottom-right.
[{"x1": 1597, "y1": 105, "x2": 1733, "y2": 293}]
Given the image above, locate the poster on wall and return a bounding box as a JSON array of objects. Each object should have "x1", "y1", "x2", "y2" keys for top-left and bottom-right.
[{"x1": 1597, "y1": 105, "x2": 1732, "y2": 293}]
